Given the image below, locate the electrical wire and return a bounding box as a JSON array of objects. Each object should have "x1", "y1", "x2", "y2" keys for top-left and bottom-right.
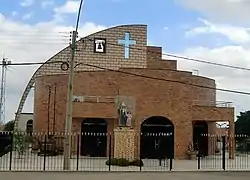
[
  {"x1": 0, "y1": 41, "x2": 69, "y2": 45},
  {"x1": 0, "y1": 61, "x2": 64, "y2": 66},
  {"x1": 0, "y1": 35, "x2": 249, "y2": 96},
  {"x1": 1, "y1": 60, "x2": 248, "y2": 96},
  {"x1": 3, "y1": 29, "x2": 248, "y2": 71},
  {"x1": 79, "y1": 63, "x2": 250, "y2": 96},
  {"x1": 0, "y1": 30, "x2": 70, "y2": 34},
  {"x1": 85, "y1": 37, "x2": 250, "y2": 71}
]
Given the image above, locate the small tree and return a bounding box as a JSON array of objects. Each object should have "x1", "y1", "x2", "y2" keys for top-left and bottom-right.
[
  {"x1": 4, "y1": 120, "x2": 15, "y2": 131},
  {"x1": 13, "y1": 130, "x2": 27, "y2": 158}
]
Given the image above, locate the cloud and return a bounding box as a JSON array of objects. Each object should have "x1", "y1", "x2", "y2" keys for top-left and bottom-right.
[
  {"x1": 11, "y1": 11, "x2": 18, "y2": 17},
  {"x1": 163, "y1": 44, "x2": 250, "y2": 118},
  {"x1": 20, "y1": 0, "x2": 34, "y2": 7},
  {"x1": 54, "y1": 0, "x2": 80, "y2": 14},
  {"x1": 41, "y1": 0, "x2": 54, "y2": 8},
  {"x1": 176, "y1": 0, "x2": 250, "y2": 24},
  {"x1": 185, "y1": 19, "x2": 250, "y2": 44},
  {"x1": 22, "y1": 12, "x2": 33, "y2": 20},
  {"x1": 0, "y1": 13, "x2": 106, "y2": 122},
  {"x1": 173, "y1": 2, "x2": 250, "y2": 118}
]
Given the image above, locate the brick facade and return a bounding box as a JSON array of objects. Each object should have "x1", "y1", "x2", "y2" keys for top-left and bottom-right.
[{"x1": 20, "y1": 24, "x2": 234, "y2": 159}]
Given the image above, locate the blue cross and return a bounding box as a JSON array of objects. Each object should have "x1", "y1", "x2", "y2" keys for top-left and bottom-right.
[{"x1": 118, "y1": 32, "x2": 136, "y2": 59}]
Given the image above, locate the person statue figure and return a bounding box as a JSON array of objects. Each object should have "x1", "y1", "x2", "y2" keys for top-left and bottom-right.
[
  {"x1": 126, "y1": 111, "x2": 132, "y2": 127},
  {"x1": 118, "y1": 102, "x2": 128, "y2": 126}
]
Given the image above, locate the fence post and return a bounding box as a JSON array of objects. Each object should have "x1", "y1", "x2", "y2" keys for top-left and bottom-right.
[
  {"x1": 76, "y1": 134, "x2": 80, "y2": 171},
  {"x1": 222, "y1": 136, "x2": 226, "y2": 170},
  {"x1": 108, "y1": 133, "x2": 111, "y2": 171},
  {"x1": 169, "y1": 155, "x2": 173, "y2": 171},
  {"x1": 43, "y1": 134, "x2": 47, "y2": 171},
  {"x1": 139, "y1": 133, "x2": 142, "y2": 171},
  {"x1": 9, "y1": 132, "x2": 13, "y2": 171},
  {"x1": 197, "y1": 153, "x2": 201, "y2": 170}
]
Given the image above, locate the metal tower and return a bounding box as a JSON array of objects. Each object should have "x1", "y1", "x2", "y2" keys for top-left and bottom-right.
[{"x1": 0, "y1": 58, "x2": 11, "y2": 125}]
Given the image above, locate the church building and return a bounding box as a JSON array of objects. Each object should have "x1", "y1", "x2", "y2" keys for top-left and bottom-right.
[{"x1": 15, "y1": 24, "x2": 235, "y2": 159}]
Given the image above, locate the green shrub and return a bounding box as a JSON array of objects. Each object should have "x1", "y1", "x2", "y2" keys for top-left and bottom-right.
[
  {"x1": 129, "y1": 159, "x2": 144, "y2": 166},
  {"x1": 106, "y1": 158, "x2": 130, "y2": 166},
  {"x1": 105, "y1": 158, "x2": 143, "y2": 167}
]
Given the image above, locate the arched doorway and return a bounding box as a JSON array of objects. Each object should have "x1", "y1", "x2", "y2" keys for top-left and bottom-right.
[
  {"x1": 140, "y1": 116, "x2": 174, "y2": 159},
  {"x1": 81, "y1": 118, "x2": 107, "y2": 157},
  {"x1": 26, "y1": 119, "x2": 33, "y2": 134},
  {"x1": 193, "y1": 121, "x2": 208, "y2": 156}
]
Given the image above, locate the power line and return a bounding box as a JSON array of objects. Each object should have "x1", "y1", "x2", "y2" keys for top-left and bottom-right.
[
  {"x1": 0, "y1": 41, "x2": 69, "y2": 45},
  {"x1": 0, "y1": 34, "x2": 69, "y2": 37},
  {"x1": 0, "y1": 42, "x2": 69, "y2": 45},
  {"x1": 0, "y1": 38, "x2": 248, "y2": 95},
  {"x1": 0, "y1": 30, "x2": 70, "y2": 34},
  {"x1": 2, "y1": 29, "x2": 248, "y2": 71},
  {"x1": 0, "y1": 61, "x2": 64, "y2": 66},
  {"x1": 0, "y1": 60, "x2": 249, "y2": 95},
  {"x1": 164, "y1": 53, "x2": 250, "y2": 71},
  {"x1": 0, "y1": 36, "x2": 69, "y2": 40},
  {"x1": 80, "y1": 63, "x2": 250, "y2": 96},
  {"x1": 84, "y1": 37, "x2": 250, "y2": 71}
]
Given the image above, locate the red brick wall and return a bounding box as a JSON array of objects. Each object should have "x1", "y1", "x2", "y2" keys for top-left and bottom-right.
[
  {"x1": 34, "y1": 68, "x2": 234, "y2": 159},
  {"x1": 146, "y1": 46, "x2": 177, "y2": 70}
]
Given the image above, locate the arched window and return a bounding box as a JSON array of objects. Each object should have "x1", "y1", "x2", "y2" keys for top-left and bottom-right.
[{"x1": 26, "y1": 119, "x2": 33, "y2": 134}]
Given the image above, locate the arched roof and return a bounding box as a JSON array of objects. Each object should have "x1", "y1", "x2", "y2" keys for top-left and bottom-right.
[{"x1": 14, "y1": 24, "x2": 147, "y2": 130}]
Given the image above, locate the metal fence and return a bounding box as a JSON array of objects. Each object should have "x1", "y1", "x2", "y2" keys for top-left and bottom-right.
[{"x1": 0, "y1": 132, "x2": 249, "y2": 171}]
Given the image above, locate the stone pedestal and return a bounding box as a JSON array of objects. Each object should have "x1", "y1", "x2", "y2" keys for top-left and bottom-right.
[{"x1": 114, "y1": 127, "x2": 136, "y2": 161}]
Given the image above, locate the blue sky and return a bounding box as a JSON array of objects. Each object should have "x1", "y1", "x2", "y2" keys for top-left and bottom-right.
[{"x1": 0, "y1": 0, "x2": 222, "y2": 52}]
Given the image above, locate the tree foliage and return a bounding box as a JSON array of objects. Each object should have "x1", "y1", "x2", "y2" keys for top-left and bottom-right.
[
  {"x1": 13, "y1": 130, "x2": 27, "y2": 158},
  {"x1": 235, "y1": 111, "x2": 250, "y2": 136},
  {"x1": 4, "y1": 120, "x2": 15, "y2": 131},
  {"x1": 235, "y1": 111, "x2": 250, "y2": 152}
]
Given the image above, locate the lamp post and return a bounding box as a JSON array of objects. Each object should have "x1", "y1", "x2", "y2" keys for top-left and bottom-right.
[{"x1": 62, "y1": 0, "x2": 84, "y2": 170}]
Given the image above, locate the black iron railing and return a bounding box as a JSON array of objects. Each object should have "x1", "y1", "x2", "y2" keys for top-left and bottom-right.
[{"x1": 0, "y1": 132, "x2": 249, "y2": 171}]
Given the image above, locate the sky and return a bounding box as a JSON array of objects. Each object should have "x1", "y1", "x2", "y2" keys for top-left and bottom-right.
[{"x1": 0, "y1": 0, "x2": 250, "y2": 122}]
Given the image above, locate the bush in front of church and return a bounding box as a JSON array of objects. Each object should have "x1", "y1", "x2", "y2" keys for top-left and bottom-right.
[
  {"x1": 129, "y1": 159, "x2": 144, "y2": 166},
  {"x1": 105, "y1": 158, "x2": 144, "y2": 167}
]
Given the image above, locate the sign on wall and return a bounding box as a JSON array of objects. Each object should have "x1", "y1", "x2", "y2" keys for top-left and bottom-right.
[{"x1": 94, "y1": 38, "x2": 106, "y2": 53}]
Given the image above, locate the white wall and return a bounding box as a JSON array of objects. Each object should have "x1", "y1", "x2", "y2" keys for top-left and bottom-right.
[{"x1": 17, "y1": 113, "x2": 33, "y2": 132}]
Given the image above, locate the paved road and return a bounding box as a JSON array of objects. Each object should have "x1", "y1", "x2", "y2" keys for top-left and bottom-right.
[{"x1": 0, "y1": 172, "x2": 250, "y2": 180}]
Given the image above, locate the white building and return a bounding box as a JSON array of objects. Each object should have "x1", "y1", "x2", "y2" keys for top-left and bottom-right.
[{"x1": 15, "y1": 113, "x2": 33, "y2": 133}]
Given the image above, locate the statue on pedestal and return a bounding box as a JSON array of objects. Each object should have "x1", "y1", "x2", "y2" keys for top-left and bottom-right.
[{"x1": 118, "y1": 102, "x2": 132, "y2": 127}]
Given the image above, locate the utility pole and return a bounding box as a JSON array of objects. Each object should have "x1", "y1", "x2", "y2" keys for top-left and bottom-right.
[
  {"x1": 63, "y1": 0, "x2": 84, "y2": 170},
  {"x1": 63, "y1": 30, "x2": 77, "y2": 170},
  {"x1": 0, "y1": 57, "x2": 11, "y2": 125}
]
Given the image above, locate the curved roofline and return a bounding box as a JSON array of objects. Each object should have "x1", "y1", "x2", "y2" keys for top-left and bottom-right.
[
  {"x1": 33, "y1": 24, "x2": 147, "y2": 77},
  {"x1": 89, "y1": 24, "x2": 147, "y2": 36}
]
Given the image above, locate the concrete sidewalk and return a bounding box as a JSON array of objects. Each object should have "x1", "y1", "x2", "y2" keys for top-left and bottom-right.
[{"x1": 0, "y1": 172, "x2": 250, "y2": 180}]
